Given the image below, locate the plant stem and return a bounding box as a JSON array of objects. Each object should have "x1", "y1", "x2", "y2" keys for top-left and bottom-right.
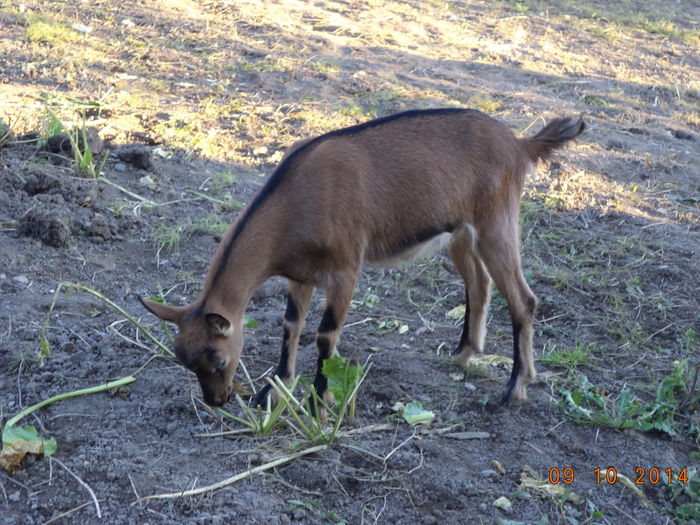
[
  {"x1": 40, "y1": 282, "x2": 174, "y2": 359},
  {"x1": 5, "y1": 376, "x2": 136, "y2": 429},
  {"x1": 97, "y1": 177, "x2": 158, "y2": 205}
]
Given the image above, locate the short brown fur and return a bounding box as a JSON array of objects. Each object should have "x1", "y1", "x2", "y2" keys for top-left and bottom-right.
[{"x1": 140, "y1": 108, "x2": 585, "y2": 408}]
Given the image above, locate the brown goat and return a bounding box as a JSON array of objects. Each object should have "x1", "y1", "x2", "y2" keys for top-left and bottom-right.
[{"x1": 140, "y1": 108, "x2": 585, "y2": 409}]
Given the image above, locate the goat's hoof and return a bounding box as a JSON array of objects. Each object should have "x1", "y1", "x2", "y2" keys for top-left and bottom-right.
[
  {"x1": 500, "y1": 383, "x2": 528, "y2": 405},
  {"x1": 254, "y1": 383, "x2": 273, "y2": 407},
  {"x1": 308, "y1": 388, "x2": 334, "y2": 420},
  {"x1": 451, "y1": 348, "x2": 473, "y2": 367},
  {"x1": 308, "y1": 399, "x2": 328, "y2": 421}
]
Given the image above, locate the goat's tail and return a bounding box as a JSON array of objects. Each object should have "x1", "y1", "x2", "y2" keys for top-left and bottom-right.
[{"x1": 521, "y1": 116, "x2": 585, "y2": 163}]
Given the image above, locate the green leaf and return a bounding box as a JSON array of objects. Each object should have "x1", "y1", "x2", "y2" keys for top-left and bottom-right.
[
  {"x1": 322, "y1": 352, "x2": 363, "y2": 408},
  {"x1": 3, "y1": 424, "x2": 40, "y2": 446},
  {"x1": 43, "y1": 437, "x2": 58, "y2": 456},
  {"x1": 1, "y1": 424, "x2": 57, "y2": 472},
  {"x1": 2, "y1": 424, "x2": 57, "y2": 456},
  {"x1": 81, "y1": 146, "x2": 93, "y2": 168},
  {"x1": 402, "y1": 401, "x2": 435, "y2": 425}
]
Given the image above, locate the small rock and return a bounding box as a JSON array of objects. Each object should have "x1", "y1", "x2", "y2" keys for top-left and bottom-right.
[
  {"x1": 291, "y1": 509, "x2": 306, "y2": 521},
  {"x1": 114, "y1": 163, "x2": 127, "y2": 172},
  {"x1": 12, "y1": 275, "x2": 29, "y2": 284},
  {"x1": 480, "y1": 469, "x2": 498, "y2": 478}
]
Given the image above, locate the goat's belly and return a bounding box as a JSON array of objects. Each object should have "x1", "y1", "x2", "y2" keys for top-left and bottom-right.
[{"x1": 367, "y1": 232, "x2": 452, "y2": 266}]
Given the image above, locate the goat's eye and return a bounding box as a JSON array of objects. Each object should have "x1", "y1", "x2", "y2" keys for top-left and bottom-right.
[{"x1": 215, "y1": 358, "x2": 226, "y2": 371}]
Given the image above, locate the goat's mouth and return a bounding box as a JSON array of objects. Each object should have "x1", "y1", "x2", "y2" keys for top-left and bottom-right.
[{"x1": 201, "y1": 383, "x2": 233, "y2": 407}]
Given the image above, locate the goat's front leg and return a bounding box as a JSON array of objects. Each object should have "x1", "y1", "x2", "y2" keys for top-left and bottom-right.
[
  {"x1": 255, "y1": 281, "x2": 313, "y2": 406},
  {"x1": 311, "y1": 270, "x2": 357, "y2": 417}
]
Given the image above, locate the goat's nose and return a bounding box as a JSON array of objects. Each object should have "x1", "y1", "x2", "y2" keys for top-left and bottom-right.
[{"x1": 203, "y1": 390, "x2": 224, "y2": 407}]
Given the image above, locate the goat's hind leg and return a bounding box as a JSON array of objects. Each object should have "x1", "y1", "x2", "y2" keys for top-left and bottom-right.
[
  {"x1": 255, "y1": 281, "x2": 313, "y2": 406},
  {"x1": 478, "y1": 225, "x2": 537, "y2": 403},
  {"x1": 449, "y1": 226, "x2": 492, "y2": 367}
]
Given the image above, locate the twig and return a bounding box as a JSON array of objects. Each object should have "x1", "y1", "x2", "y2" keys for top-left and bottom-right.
[
  {"x1": 50, "y1": 458, "x2": 102, "y2": 518},
  {"x1": 0, "y1": 477, "x2": 7, "y2": 505},
  {"x1": 132, "y1": 444, "x2": 328, "y2": 504},
  {"x1": 42, "y1": 500, "x2": 100, "y2": 525},
  {"x1": 383, "y1": 427, "x2": 417, "y2": 463},
  {"x1": 345, "y1": 317, "x2": 373, "y2": 328},
  {"x1": 362, "y1": 493, "x2": 388, "y2": 525},
  {"x1": 16, "y1": 360, "x2": 24, "y2": 410},
  {"x1": 331, "y1": 473, "x2": 350, "y2": 498},
  {"x1": 128, "y1": 474, "x2": 140, "y2": 502},
  {"x1": 0, "y1": 470, "x2": 31, "y2": 491}
]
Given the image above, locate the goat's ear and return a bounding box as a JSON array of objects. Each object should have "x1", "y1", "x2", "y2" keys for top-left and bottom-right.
[
  {"x1": 206, "y1": 313, "x2": 233, "y2": 338},
  {"x1": 139, "y1": 296, "x2": 185, "y2": 325}
]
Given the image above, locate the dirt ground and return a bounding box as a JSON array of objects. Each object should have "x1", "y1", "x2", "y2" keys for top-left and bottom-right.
[{"x1": 1, "y1": 0, "x2": 699, "y2": 523}]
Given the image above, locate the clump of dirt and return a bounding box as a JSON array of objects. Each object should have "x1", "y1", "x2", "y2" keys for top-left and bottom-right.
[
  {"x1": 114, "y1": 143, "x2": 154, "y2": 171},
  {"x1": 19, "y1": 202, "x2": 73, "y2": 247},
  {"x1": 44, "y1": 127, "x2": 103, "y2": 157},
  {"x1": 13, "y1": 169, "x2": 125, "y2": 246}
]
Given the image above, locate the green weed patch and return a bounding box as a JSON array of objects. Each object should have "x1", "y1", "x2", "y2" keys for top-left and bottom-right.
[{"x1": 558, "y1": 359, "x2": 699, "y2": 437}]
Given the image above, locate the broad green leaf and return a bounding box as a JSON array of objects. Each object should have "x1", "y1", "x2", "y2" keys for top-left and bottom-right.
[
  {"x1": 1, "y1": 425, "x2": 57, "y2": 473},
  {"x1": 322, "y1": 352, "x2": 363, "y2": 408},
  {"x1": 402, "y1": 401, "x2": 435, "y2": 426}
]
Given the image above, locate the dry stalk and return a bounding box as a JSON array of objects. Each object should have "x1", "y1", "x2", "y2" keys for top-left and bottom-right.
[
  {"x1": 132, "y1": 444, "x2": 328, "y2": 504},
  {"x1": 50, "y1": 458, "x2": 102, "y2": 518}
]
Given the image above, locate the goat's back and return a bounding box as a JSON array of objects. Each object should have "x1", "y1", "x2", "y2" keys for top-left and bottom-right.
[{"x1": 273, "y1": 109, "x2": 526, "y2": 262}]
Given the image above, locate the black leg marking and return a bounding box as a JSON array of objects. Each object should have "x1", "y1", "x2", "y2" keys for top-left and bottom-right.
[
  {"x1": 311, "y1": 334, "x2": 333, "y2": 416},
  {"x1": 501, "y1": 319, "x2": 523, "y2": 404},
  {"x1": 451, "y1": 293, "x2": 471, "y2": 356},
  {"x1": 254, "y1": 325, "x2": 291, "y2": 407},
  {"x1": 284, "y1": 294, "x2": 299, "y2": 323},
  {"x1": 275, "y1": 325, "x2": 291, "y2": 378},
  {"x1": 318, "y1": 306, "x2": 337, "y2": 333},
  {"x1": 313, "y1": 334, "x2": 332, "y2": 392}
]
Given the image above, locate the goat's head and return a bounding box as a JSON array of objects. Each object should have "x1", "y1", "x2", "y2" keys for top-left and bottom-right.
[{"x1": 139, "y1": 297, "x2": 242, "y2": 406}]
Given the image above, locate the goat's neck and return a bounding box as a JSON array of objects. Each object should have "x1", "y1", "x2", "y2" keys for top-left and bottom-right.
[{"x1": 199, "y1": 223, "x2": 275, "y2": 319}]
